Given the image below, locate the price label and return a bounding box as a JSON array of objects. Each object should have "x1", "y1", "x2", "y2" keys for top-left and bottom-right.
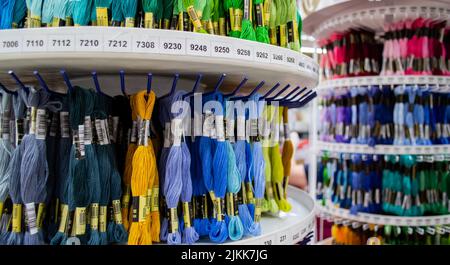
[
  {"x1": 76, "y1": 35, "x2": 103, "y2": 52},
  {"x1": 254, "y1": 47, "x2": 271, "y2": 63},
  {"x1": 211, "y1": 42, "x2": 233, "y2": 58},
  {"x1": 23, "y1": 37, "x2": 46, "y2": 52},
  {"x1": 48, "y1": 35, "x2": 75, "y2": 52},
  {"x1": 133, "y1": 36, "x2": 159, "y2": 53},
  {"x1": 271, "y1": 51, "x2": 285, "y2": 65},
  {"x1": 104, "y1": 35, "x2": 132, "y2": 52},
  {"x1": 160, "y1": 38, "x2": 186, "y2": 55},
  {"x1": 0, "y1": 36, "x2": 22, "y2": 53},
  {"x1": 234, "y1": 44, "x2": 253, "y2": 61},
  {"x1": 186, "y1": 39, "x2": 211, "y2": 57}
]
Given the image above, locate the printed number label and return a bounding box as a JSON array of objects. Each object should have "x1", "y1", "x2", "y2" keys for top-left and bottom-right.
[
  {"x1": 264, "y1": 239, "x2": 272, "y2": 245},
  {"x1": 52, "y1": 39, "x2": 71, "y2": 47},
  {"x1": 108, "y1": 40, "x2": 128, "y2": 48},
  {"x1": 0, "y1": 38, "x2": 22, "y2": 53},
  {"x1": 235, "y1": 47, "x2": 252, "y2": 60},
  {"x1": 80, "y1": 39, "x2": 99, "y2": 47},
  {"x1": 48, "y1": 36, "x2": 75, "y2": 51},
  {"x1": 292, "y1": 232, "x2": 300, "y2": 241},
  {"x1": 136, "y1": 41, "x2": 155, "y2": 49},
  {"x1": 272, "y1": 53, "x2": 284, "y2": 63},
  {"x1": 104, "y1": 37, "x2": 132, "y2": 52},
  {"x1": 255, "y1": 50, "x2": 271, "y2": 63},
  {"x1": 23, "y1": 38, "x2": 46, "y2": 51},
  {"x1": 26, "y1": 39, "x2": 44, "y2": 47},
  {"x1": 237, "y1": 48, "x2": 251, "y2": 56},
  {"x1": 190, "y1": 44, "x2": 208, "y2": 52},
  {"x1": 212, "y1": 43, "x2": 232, "y2": 58},
  {"x1": 286, "y1": 56, "x2": 296, "y2": 64},
  {"x1": 187, "y1": 40, "x2": 210, "y2": 56},
  {"x1": 164, "y1": 42, "x2": 182, "y2": 50},
  {"x1": 160, "y1": 39, "x2": 185, "y2": 54},
  {"x1": 133, "y1": 37, "x2": 159, "y2": 53},
  {"x1": 279, "y1": 234, "x2": 287, "y2": 243},
  {"x1": 215, "y1": 46, "x2": 230, "y2": 53},
  {"x1": 2, "y1": 40, "x2": 19, "y2": 48},
  {"x1": 256, "y1": 51, "x2": 268, "y2": 59}
]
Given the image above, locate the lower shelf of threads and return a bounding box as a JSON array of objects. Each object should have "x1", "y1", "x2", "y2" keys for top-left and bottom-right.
[
  {"x1": 317, "y1": 203, "x2": 450, "y2": 227},
  {"x1": 316, "y1": 141, "x2": 450, "y2": 155}
]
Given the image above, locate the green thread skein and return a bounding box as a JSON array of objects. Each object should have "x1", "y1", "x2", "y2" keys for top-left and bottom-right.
[{"x1": 239, "y1": 0, "x2": 255, "y2": 41}]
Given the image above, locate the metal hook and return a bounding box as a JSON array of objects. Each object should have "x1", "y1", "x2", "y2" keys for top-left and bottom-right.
[
  {"x1": 160, "y1": 73, "x2": 180, "y2": 99},
  {"x1": 0, "y1": 81, "x2": 17, "y2": 95},
  {"x1": 147, "y1": 73, "x2": 153, "y2": 95},
  {"x1": 260, "y1": 83, "x2": 280, "y2": 99},
  {"x1": 266, "y1": 84, "x2": 291, "y2": 101},
  {"x1": 92, "y1": 72, "x2": 108, "y2": 97},
  {"x1": 8, "y1": 70, "x2": 29, "y2": 94},
  {"x1": 283, "y1": 91, "x2": 317, "y2": 109},
  {"x1": 60, "y1": 70, "x2": 74, "y2": 93},
  {"x1": 119, "y1": 70, "x2": 126, "y2": 96},
  {"x1": 224, "y1": 77, "x2": 248, "y2": 98},
  {"x1": 280, "y1": 87, "x2": 308, "y2": 104},
  {"x1": 204, "y1": 73, "x2": 226, "y2": 96},
  {"x1": 182, "y1": 74, "x2": 203, "y2": 100},
  {"x1": 34, "y1": 70, "x2": 60, "y2": 95},
  {"x1": 231, "y1": 81, "x2": 265, "y2": 101}
]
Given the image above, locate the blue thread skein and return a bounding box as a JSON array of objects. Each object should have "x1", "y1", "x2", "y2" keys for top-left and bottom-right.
[{"x1": 164, "y1": 92, "x2": 185, "y2": 245}]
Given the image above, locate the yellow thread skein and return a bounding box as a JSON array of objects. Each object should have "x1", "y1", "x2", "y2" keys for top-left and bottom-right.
[
  {"x1": 270, "y1": 106, "x2": 292, "y2": 212},
  {"x1": 128, "y1": 90, "x2": 156, "y2": 245},
  {"x1": 150, "y1": 143, "x2": 160, "y2": 243},
  {"x1": 262, "y1": 104, "x2": 279, "y2": 214},
  {"x1": 281, "y1": 107, "x2": 293, "y2": 199},
  {"x1": 122, "y1": 95, "x2": 137, "y2": 231}
]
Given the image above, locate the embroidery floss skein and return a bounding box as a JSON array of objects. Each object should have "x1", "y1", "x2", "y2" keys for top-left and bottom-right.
[
  {"x1": 224, "y1": 100, "x2": 244, "y2": 241},
  {"x1": 164, "y1": 91, "x2": 185, "y2": 245},
  {"x1": 98, "y1": 95, "x2": 127, "y2": 244},
  {"x1": 21, "y1": 88, "x2": 60, "y2": 245},
  {"x1": 121, "y1": 94, "x2": 136, "y2": 232},
  {"x1": 0, "y1": 91, "x2": 13, "y2": 221},
  {"x1": 178, "y1": 94, "x2": 199, "y2": 244},
  {"x1": 82, "y1": 89, "x2": 101, "y2": 246},
  {"x1": 270, "y1": 106, "x2": 291, "y2": 212},
  {"x1": 128, "y1": 90, "x2": 156, "y2": 245},
  {"x1": 248, "y1": 95, "x2": 265, "y2": 236},
  {"x1": 209, "y1": 92, "x2": 228, "y2": 243},
  {"x1": 50, "y1": 96, "x2": 72, "y2": 245},
  {"x1": 262, "y1": 104, "x2": 278, "y2": 214},
  {"x1": 7, "y1": 88, "x2": 28, "y2": 245},
  {"x1": 67, "y1": 86, "x2": 92, "y2": 245}
]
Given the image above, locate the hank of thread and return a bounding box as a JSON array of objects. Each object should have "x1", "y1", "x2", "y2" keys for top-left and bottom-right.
[
  {"x1": 209, "y1": 93, "x2": 229, "y2": 243},
  {"x1": 128, "y1": 90, "x2": 156, "y2": 245}
]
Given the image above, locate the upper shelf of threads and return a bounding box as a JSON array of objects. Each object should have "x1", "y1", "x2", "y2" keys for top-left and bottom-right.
[
  {"x1": 302, "y1": 0, "x2": 450, "y2": 40},
  {"x1": 317, "y1": 76, "x2": 450, "y2": 93},
  {"x1": 317, "y1": 204, "x2": 450, "y2": 227},
  {"x1": 0, "y1": 27, "x2": 319, "y2": 93},
  {"x1": 316, "y1": 141, "x2": 450, "y2": 155}
]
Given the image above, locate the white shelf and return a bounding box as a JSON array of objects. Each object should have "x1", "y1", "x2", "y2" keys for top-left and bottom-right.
[
  {"x1": 0, "y1": 27, "x2": 319, "y2": 93},
  {"x1": 317, "y1": 141, "x2": 450, "y2": 155},
  {"x1": 317, "y1": 204, "x2": 450, "y2": 227},
  {"x1": 224, "y1": 186, "x2": 316, "y2": 245},
  {"x1": 318, "y1": 75, "x2": 450, "y2": 93},
  {"x1": 303, "y1": 0, "x2": 450, "y2": 39}
]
